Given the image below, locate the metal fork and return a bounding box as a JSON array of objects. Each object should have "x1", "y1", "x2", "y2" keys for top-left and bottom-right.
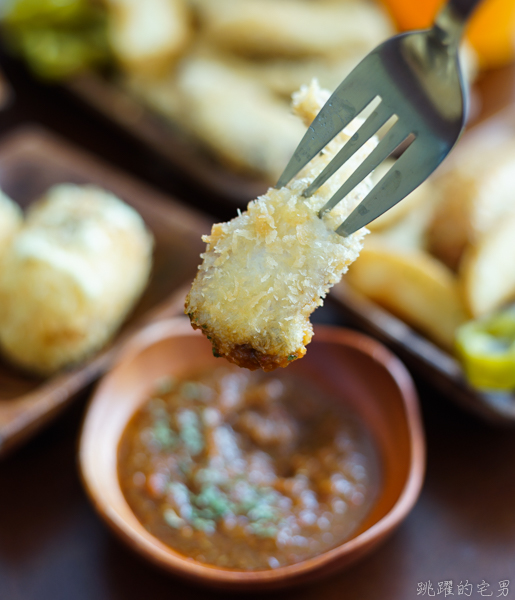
[{"x1": 276, "y1": 0, "x2": 484, "y2": 236}]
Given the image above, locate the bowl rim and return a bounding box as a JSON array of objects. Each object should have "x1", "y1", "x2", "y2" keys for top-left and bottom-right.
[{"x1": 79, "y1": 317, "x2": 425, "y2": 588}]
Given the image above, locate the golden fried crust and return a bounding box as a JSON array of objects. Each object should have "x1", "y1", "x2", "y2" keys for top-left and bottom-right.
[
  {"x1": 188, "y1": 316, "x2": 306, "y2": 371},
  {"x1": 185, "y1": 81, "x2": 375, "y2": 370},
  {"x1": 0, "y1": 184, "x2": 153, "y2": 375}
]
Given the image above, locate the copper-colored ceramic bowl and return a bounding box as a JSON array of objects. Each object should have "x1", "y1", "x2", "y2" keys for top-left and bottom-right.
[{"x1": 79, "y1": 317, "x2": 425, "y2": 590}]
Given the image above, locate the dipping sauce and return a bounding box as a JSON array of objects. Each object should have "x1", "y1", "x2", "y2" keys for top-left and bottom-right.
[{"x1": 118, "y1": 366, "x2": 380, "y2": 570}]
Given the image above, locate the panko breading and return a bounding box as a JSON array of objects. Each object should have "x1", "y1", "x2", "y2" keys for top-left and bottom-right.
[
  {"x1": 0, "y1": 184, "x2": 153, "y2": 375},
  {"x1": 185, "y1": 82, "x2": 376, "y2": 371}
]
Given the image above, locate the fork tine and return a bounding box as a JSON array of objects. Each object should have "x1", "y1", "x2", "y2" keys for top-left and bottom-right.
[
  {"x1": 303, "y1": 100, "x2": 394, "y2": 198},
  {"x1": 318, "y1": 120, "x2": 411, "y2": 217},
  {"x1": 336, "y1": 140, "x2": 439, "y2": 236},
  {"x1": 276, "y1": 74, "x2": 377, "y2": 189}
]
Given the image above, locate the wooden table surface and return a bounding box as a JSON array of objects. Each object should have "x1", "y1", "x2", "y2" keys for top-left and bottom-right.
[{"x1": 1, "y1": 49, "x2": 515, "y2": 600}]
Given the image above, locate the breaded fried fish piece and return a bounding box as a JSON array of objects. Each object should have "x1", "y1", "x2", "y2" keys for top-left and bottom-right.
[{"x1": 185, "y1": 81, "x2": 376, "y2": 371}]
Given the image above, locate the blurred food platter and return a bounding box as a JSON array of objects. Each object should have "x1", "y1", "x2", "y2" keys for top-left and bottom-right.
[{"x1": 0, "y1": 126, "x2": 210, "y2": 457}]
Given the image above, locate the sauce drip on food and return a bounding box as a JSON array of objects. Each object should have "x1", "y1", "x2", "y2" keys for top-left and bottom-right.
[{"x1": 118, "y1": 366, "x2": 381, "y2": 570}]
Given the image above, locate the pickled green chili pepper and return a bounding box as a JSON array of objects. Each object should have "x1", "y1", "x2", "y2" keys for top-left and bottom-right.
[
  {"x1": 2, "y1": 0, "x2": 90, "y2": 26},
  {"x1": 1, "y1": 0, "x2": 111, "y2": 80},
  {"x1": 455, "y1": 306, "x2": 515, "y2": 391}
]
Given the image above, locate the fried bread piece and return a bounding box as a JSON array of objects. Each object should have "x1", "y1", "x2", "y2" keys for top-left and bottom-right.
[
  {"x1": 185, "y1": 82, "x2": 375, "y2": 371},
  {"x1": 0, "y1": 184, "x2": 153, "y2": 375}
]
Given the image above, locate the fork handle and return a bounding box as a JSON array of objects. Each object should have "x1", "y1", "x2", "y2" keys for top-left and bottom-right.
[
  {"x1": 433, "y1": 0, "x2": 484, "y2": 44},
  {"x1": 445, "y1": 0, "x2": 484, "y2": 20}
]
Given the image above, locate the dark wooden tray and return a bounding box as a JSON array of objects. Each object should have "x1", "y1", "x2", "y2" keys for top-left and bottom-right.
[
  {"x1": 0, "y1": 66, "x2": 12, "y2": 111},
  {"x1": 330, "y1": 284, "x2": 515, "y2": 425},
  {"x1": 0, "y1": 126, "x2": 211, "y2": 457}
]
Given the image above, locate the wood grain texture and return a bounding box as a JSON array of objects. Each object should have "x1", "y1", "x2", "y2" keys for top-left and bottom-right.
[{"x1": 0, "y1": 127, "x2": 211, "y2": 457}]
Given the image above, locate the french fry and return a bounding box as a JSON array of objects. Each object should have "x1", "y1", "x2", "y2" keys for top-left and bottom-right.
[
  {"x1": 345, "y1": 245, "x2": 467, "y2": 349},
  {"x1": 427, "y1": 138, "x2": 515, "y2": 271},
  {"x1": 196, "y1": 0, "x2": 393, "y2": 58},
  {"x1": 169, "y1": 56, "x2": 305, "y2": 180},
  {"x1": 107, "y1": 0, "x2": 191, "y2": 77},
  {"x1": 460, "y1": 211, "x2": 515, "y2": 318},
  {"x1": 185, "y1": 47, "x2": 366, "y2": 98}
]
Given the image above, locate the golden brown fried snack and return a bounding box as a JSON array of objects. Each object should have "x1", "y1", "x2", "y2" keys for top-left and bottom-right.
[
  {"x1": 133, "y1": 55, "x2": 306, "y2": 181},
  {"x1": 193, "y1": 45, "x2": 370, "y2": 98},
  {"x1": 0, "y1": 184, "x2": 153, "y2": 375},
  {"x1": 460, "y1": 211, "x2": 515, "y2": 318},
  {"x1": 345, "y1": 244, "x2": 467, "y2": 349},
  {"x1": 107, "y1": 0, "x2": 191, "y2": 77},
  {"x1": 427, "y1": 138, "x2": 515, "y2": 271},
  {"x1": 0, "y1": 189, "x2": 22, "y2": 256},
  {"x1": 196, "y1": 0, "x2": 393, "y2": 58},
  {"x1": 185, "y1": 82, "x2": 375, "y2": 370}
]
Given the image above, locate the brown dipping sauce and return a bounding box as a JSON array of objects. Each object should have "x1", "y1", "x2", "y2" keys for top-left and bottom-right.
[{"x1": 118, "y1": 366, "x2": 381, "y2": 571}]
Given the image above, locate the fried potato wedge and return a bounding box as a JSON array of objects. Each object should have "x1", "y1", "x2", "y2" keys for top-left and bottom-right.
[
  {"x1": 171, "y1": 56, "x2": 306, "y2": 180},
  {"x1": 427, "y1": 138, "x2": 515, "y2": 271},
  {"x1": 107, "y1": 0, "x2": 191, "y2": 77},
  {"x1": 181, "y1": 45, "x2": 367, "y2": 98},
  {"x1": 196, "y1": 0, "x2": 393, "y2": 58},
  {"x1": 460, "y1": 211, "x2": 515, "y2": 318},
  {"x1": 345, "y1": 245, "x2": 467, "y2": 349}
]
